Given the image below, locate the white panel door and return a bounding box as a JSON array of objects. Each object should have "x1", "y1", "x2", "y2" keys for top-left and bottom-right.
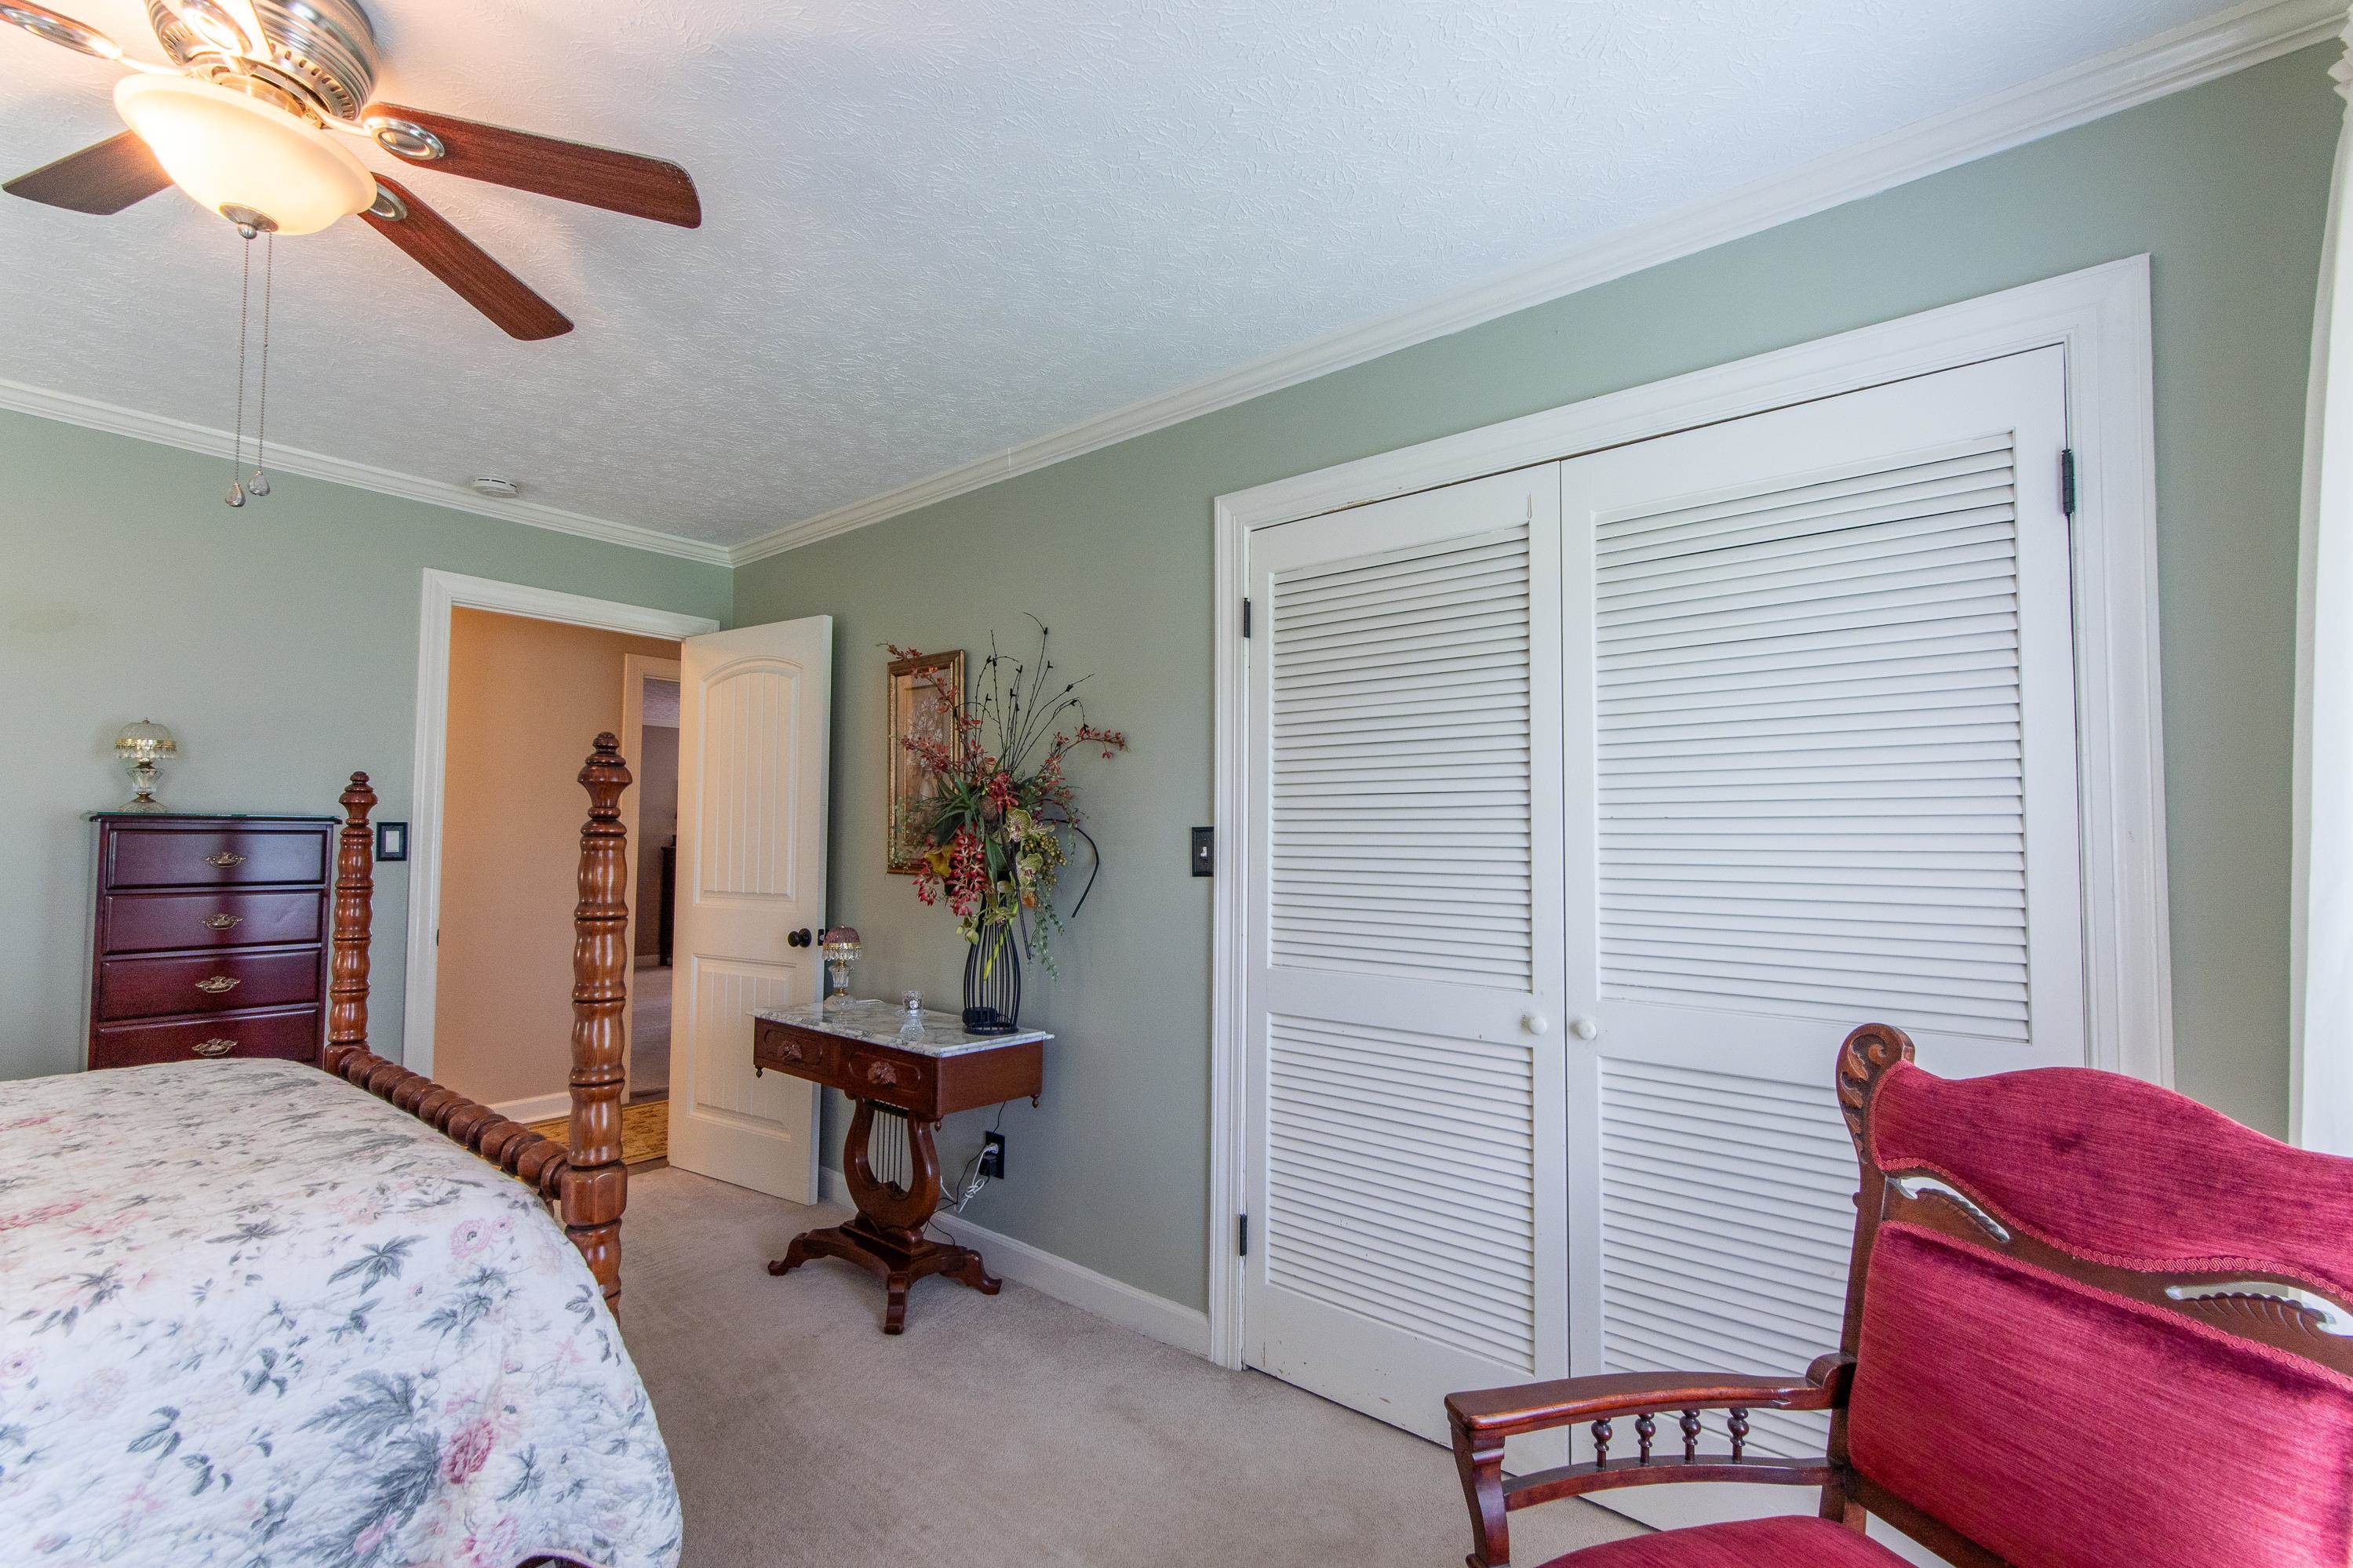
[
  {"x1": 1244, "y1": 465, "x2": 1568, "y2": 1459},
  {"x1": 667, "y1": 617, "x2": 833, "y2": 1202},
  {"x1": 1560, "y1": 347, "x2": 2082, "y2": 1535}
]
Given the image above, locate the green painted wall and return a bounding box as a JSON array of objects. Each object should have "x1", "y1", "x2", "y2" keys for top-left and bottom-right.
[
  {"x1": 734, "y1": 48, "x2": 2339, "y2": 1312},
  {"x1": 0, "y1": 417, "x2": 730, "y2": 1082}
]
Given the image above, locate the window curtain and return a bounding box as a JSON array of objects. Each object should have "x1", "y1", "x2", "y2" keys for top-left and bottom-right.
[{"x1": 2295, "y1": 13, "x2": 2353, "y2": 1154}]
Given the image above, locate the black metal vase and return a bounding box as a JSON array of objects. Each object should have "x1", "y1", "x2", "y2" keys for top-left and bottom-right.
[{"x1": 961, "y1": 924, "x2": 1022, "y2": 1035}]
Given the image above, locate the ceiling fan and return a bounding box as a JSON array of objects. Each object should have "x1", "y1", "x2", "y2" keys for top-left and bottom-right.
[{"x1": 0, "y1": 0, "x2": 701, "y2": 340}]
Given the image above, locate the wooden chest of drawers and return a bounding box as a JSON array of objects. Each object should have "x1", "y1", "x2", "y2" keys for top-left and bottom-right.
[{"x1": 86, "y1": 813, "x2": 337, "y2": 1071}]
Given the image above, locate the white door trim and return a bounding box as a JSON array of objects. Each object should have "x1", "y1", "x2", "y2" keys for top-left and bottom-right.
[
  {"x1": 1207, "y1": 256, "x2": 2169, "y2": 1371},
  {"x1": 402, "y1": 569, "x2": 719, "y2": 1079}
]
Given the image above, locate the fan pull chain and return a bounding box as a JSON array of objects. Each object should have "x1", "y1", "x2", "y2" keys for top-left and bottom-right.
[
  {"x1": 248, "y1": 234, "x2": 275, "y2": 497},
  {"x1": 224, "y1": 234, "x2": 252, "y2": 508}
]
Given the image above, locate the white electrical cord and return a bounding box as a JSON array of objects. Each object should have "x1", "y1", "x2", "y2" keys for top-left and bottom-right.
[{"x1": 925, "y1": 1104, "x2": 1007, "y2": 1246}]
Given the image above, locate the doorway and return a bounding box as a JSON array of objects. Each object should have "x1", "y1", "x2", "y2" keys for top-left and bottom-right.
[
  {"x1": 402, "y1": 569, "x2": 719, "y2": 1097},
  {"x1": 621, "y1": 654, "x2": 683, "y2": 1147},
  {"x1": 432, "y1": 609, "x2": 684, "y2": 1150}
]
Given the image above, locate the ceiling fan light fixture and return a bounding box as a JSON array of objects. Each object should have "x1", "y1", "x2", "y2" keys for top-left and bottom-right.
[{"x1": 114, "y1": 73, "x2": 373, "y2": 235}]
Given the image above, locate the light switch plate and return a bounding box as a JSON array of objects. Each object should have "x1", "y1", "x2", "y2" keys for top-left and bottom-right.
[{"x1": 1190, "y1": 825, "x2": 1215, "y2": 876}]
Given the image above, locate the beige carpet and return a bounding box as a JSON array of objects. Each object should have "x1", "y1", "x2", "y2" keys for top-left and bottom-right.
[{"x1": 621, "y1": 1169, "x2": 1643, "y2": 1567}]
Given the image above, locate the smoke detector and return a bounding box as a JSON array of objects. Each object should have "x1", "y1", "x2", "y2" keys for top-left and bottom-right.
[{"x1": 468, "y1": 475, "x2": 520, "y2": 499}]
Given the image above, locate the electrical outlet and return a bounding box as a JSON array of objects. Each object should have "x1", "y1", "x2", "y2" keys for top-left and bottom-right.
[{"x1": 980, "y1": 1130, "x2": 1007, "y2": 1180}]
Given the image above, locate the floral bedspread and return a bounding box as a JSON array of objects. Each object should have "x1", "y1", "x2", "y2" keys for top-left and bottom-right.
[{"x1": 0, "y1": 1060, "x2": 680, "y2": 1568}]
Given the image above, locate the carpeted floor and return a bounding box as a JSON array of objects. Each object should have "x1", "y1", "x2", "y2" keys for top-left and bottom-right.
[{"x1": 621, "y1": 1169, "x2": 1643, "y2": 1567}]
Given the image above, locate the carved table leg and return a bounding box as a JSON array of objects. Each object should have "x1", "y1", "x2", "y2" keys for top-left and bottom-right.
[
  {"x1": 766, "y1": 1097, "x2": 1003, "y2": 1333},
  {"x1": 884, "y1": 1273, "x2": 912, "y2": 1334},
  {"x1": 948, "y1": 1249, "x2": 1002, "y2": 1294}
]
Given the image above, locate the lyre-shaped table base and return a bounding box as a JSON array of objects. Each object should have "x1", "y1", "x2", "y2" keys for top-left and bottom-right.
[{"x1": 767, "y1": 1097, "x2": 1000, "y2": 1333}]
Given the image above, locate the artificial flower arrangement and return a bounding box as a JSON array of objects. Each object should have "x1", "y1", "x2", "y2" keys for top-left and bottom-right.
[{"x1": 892, "y1": 619, "x2": 1125, "y2": 978}]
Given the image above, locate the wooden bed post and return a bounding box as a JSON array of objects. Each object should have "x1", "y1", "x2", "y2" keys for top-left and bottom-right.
[
  {"x1": 320, "y1": 747, "x2": 634, "y2": 1315},
  {"x1": 325, "y1": 772, "x2": 375, "y2": 1074},
  {"x1": 563, "y1": 733, "x2": 632, "y2": 1311}
]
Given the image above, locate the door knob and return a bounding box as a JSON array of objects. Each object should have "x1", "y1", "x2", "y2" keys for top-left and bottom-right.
[
  {"x1": 1570, "y1": 1017, "x2": 1601, "y2": 1041},
  {"x1": 1522, "y1": 1013, "x2": 1550, "y2": 1035},
  {"x1": 786, "y1": 928, "x2": 813, "y2": 948}
]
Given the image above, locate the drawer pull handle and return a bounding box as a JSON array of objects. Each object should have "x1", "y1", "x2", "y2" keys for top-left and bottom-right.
[
  {"x1": 202, "y1": 851, "x2": 246, "y2": 868},
  {"x1": 201, "y1": 913, "x2": 243, "y2": 930},
  {"x1": 866, "y1": 1060, "x2": 901, "y2": 1086},
  {"x1": 194, "y1": 976, "x2": 241, "y2": 994},
  {"x1": 190, "y1": 1037, "x2": 236, "y2": 1057}
]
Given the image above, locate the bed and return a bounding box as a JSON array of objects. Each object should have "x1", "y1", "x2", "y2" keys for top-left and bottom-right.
[{"x1": 0, "y1": 737, "x2": 679, "y2": 1568}]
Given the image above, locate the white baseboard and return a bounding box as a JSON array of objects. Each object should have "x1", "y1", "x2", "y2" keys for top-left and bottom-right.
[
  {"x1": 818, "y1": 1168, "x2": 1211, "y2": 1357},
  {"x1": 490, "y1": 1091, "x2": 572, "y2": 1125}
]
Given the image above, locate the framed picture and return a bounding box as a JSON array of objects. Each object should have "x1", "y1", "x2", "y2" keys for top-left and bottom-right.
[{"x1": 887, "y1": 649, "x2": 965, "y2": 874}]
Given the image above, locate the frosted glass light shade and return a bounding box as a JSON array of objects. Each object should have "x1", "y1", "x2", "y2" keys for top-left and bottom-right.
[{"x1": 114, "y1": 75, "x2": 375, "y2": 235}]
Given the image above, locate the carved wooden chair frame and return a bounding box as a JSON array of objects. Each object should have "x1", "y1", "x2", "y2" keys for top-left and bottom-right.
[{"x1": 1446, "y1": 1022, "x2": 2353, "y2": 1568}]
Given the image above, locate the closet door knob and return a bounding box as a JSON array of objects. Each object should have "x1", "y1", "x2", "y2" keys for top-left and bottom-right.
[
  {"x1": 1570, "y1": 1017, "x2": 1601, "y2": 1041},
  {"x1": 1522, "y1": 1013, "x2": 1550, "y2": 1036},
  {"x1": 786, "y1": 928, "x2": 813, "y2": 948}
]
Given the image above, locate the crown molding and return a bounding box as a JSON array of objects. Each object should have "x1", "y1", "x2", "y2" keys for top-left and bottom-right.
[
  {"x1": 0, "y1": 373, "x2": 734, "y2": 567},
  {"x1": 730, "y1": 0, "x2": 2340, "y2": 567}
]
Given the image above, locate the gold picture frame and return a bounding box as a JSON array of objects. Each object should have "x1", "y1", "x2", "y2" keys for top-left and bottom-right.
[{"x1": 887, "y1": 649, "x2": 965, "y2": 875}]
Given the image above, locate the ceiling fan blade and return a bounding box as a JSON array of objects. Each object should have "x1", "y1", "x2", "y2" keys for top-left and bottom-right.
[
  {"x1": 360, "y1": 104, "x2": 701, "y2": 228},
  {"x1": 361, "y1": 175, "x2": 573, "y2": 341},
  {"x1": 5, "y1": 131, "x2": 170, "y2": 214},
  {"x1": 0, "y1": 2, "x2": 126, "y2": 61}
]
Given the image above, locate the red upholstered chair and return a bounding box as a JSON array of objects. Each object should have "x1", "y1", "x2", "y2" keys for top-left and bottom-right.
[{"x1": 1446, "y1": 1022, "x2": 2353, "y2": 1568}]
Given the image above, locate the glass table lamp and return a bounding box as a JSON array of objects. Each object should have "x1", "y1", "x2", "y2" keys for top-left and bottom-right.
[
  {"x1": 819, "y1": 926, "x2": 862, "y2": 1006},
  {"x1": 113, "y1": 719, "x2": 177, "y2": 811}
]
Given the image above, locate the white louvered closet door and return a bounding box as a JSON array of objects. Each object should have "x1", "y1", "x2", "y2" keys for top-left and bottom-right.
[
  {"x1": 1560, "y1": 347, "x2": 2084, "y2": 1534},
  {"x1": 1245, "y1": 465, "x2": 1569, "y2": 1457}
]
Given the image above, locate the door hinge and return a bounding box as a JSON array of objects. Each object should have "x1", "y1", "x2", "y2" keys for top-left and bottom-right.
[
  {"x1": 1237, "y1": 1214, "x2": 1249, "y2": 1257},
  {"x1": 1242, "y1": 597, "x2": 1253, "y2": 638},
  {"x1": 2060, "y1": 448, "x2": 2077, "y2": 518}
]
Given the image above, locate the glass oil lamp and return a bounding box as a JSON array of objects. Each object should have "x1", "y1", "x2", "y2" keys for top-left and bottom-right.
[
  {"x1": 820, "y1": 926, "x2": 862, "y2": 1006},
  {"x1": 113, "y1": 719, "x2": 177, "y2": 811}
]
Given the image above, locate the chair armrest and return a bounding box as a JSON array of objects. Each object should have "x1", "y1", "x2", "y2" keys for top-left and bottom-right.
[
  {"x1": 1448, "y1": 1354, "x2": 1848, "y2": 1438},
  {"x1": 1445, "y1": 1356, "x2": 1851, "y2": 1568}
]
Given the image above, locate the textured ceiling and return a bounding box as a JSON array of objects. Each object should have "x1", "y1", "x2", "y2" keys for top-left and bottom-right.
[{"x1": 0, "y1": 0, "x2": 2240, "y2": 546}]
